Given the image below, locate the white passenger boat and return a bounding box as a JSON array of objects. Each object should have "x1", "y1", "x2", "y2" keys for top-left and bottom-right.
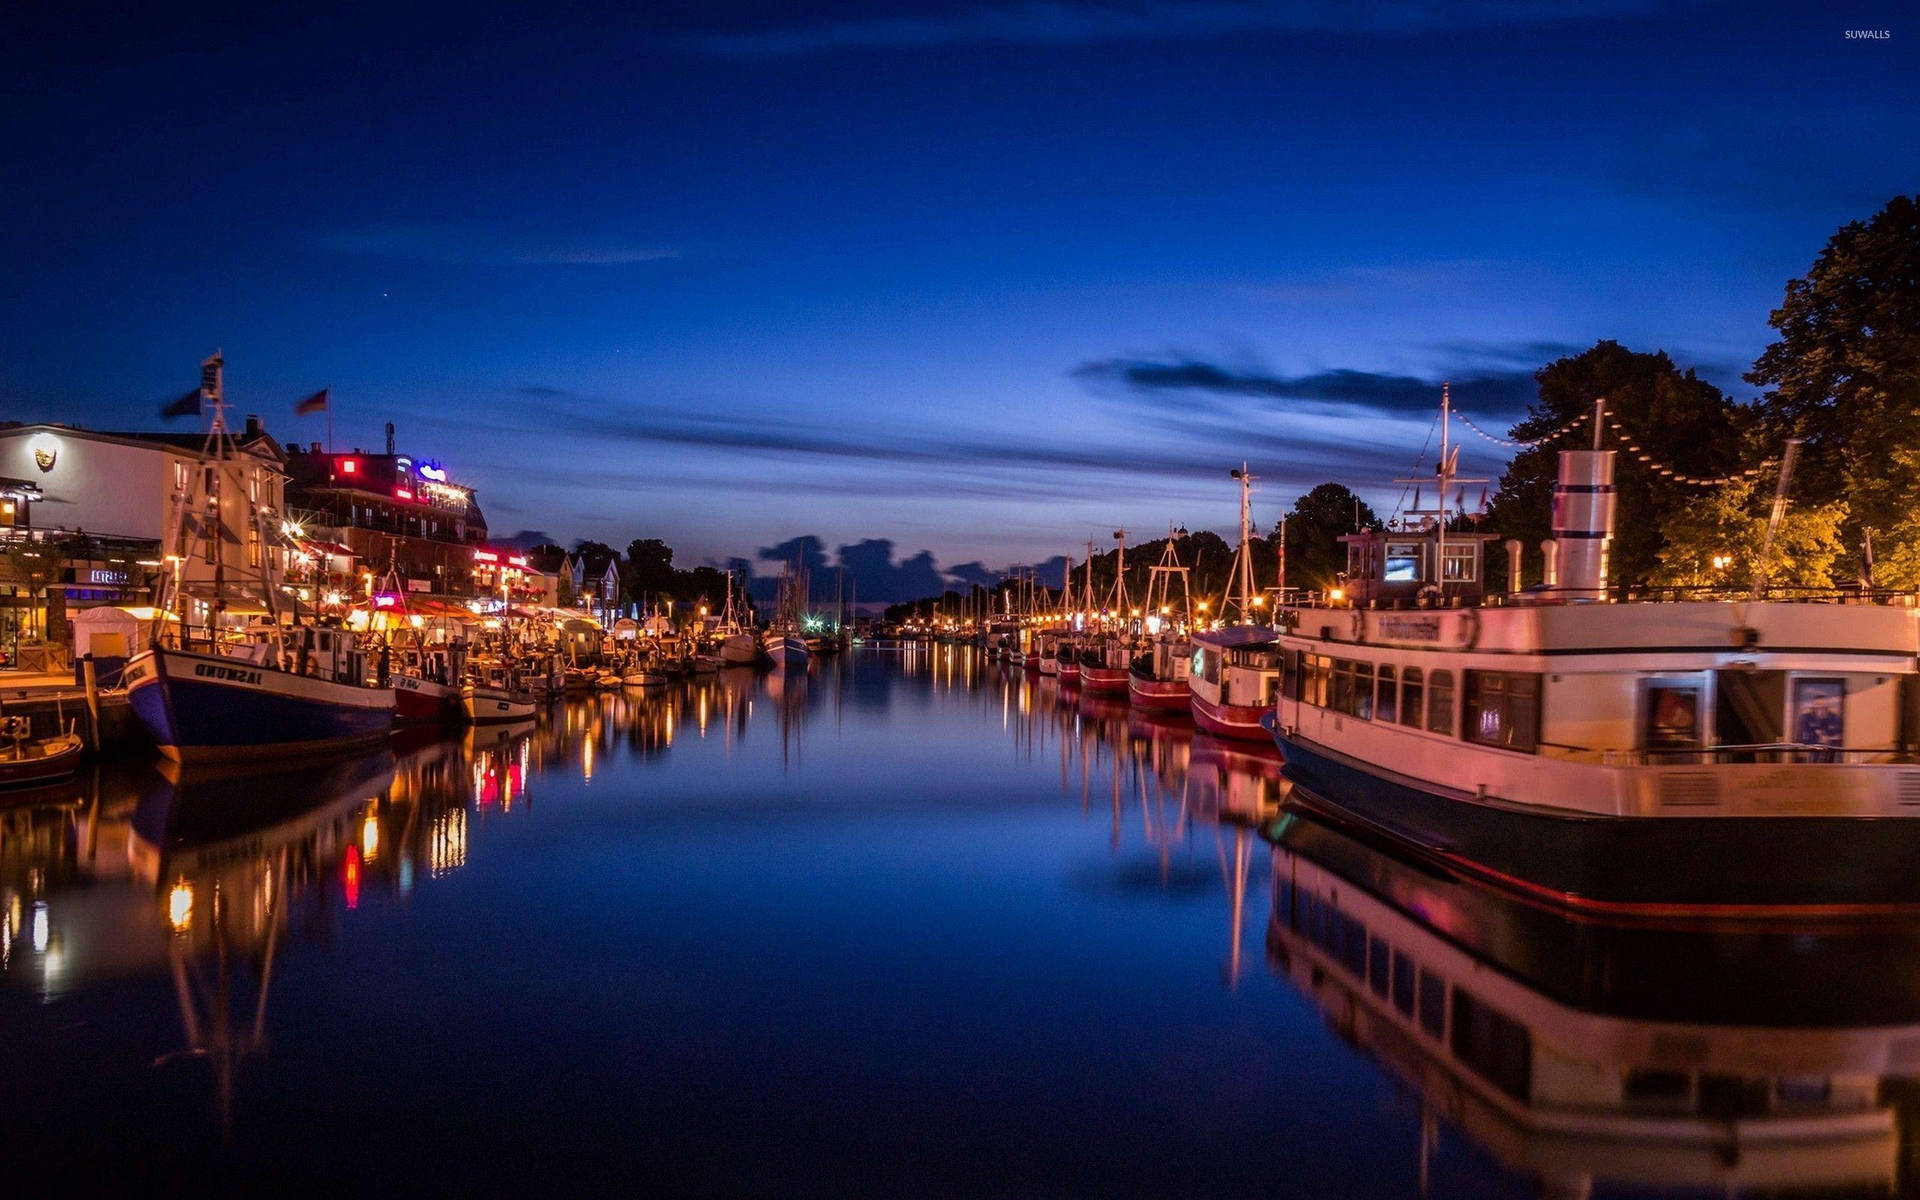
[{"x1": 1268, "y1": 421, "x2": 1920, "y2": 915}]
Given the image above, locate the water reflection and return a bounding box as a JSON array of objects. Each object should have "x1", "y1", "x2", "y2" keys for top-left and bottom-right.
[{"x1": 3, "y1": 647, "x2": 1918, "y2": 1197}]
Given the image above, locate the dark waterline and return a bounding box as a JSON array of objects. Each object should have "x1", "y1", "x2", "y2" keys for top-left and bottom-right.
[{"x1": 3, "y1": 648, "x2": 1915, "y2": 1198}]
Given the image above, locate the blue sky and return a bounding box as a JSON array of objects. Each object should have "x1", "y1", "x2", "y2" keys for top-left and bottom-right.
[{"x1": 3, "y1": 1, "x2": 1914, "y2": 594}]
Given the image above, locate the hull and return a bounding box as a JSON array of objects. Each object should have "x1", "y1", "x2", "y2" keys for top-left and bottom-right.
[
  {"x1": 391, "y1": 674, "x2": 461, "y2": 724},
  {"x1": 462, "y1": 685, "x2": 538, "y2": 724},
  {"x1": 1127, "y1": 673, "x2": 1190, "y2": 709},
  {"x1": 765, "y1": 635, "x2": 810, "y2": 668},
  {"x1": 1035, "y1": 655, "x2": 1060, "y2": 677},
  {"x1": 1274, "y1": 725, "x2": 1920, "y2": 917},
  {"x1": 1079, "y1": 665, "x2": 1130, "y2": 694},
  {"x1": 1189, "y1": 691, "x2": 1272, "y2": 743},
  {"x1": 124, "y1": 649, "x2": 394, "y2": 762},
  {"x1": 1057, "y1": 662, "x2": 1081, "y2": 682},
  {"x1": 719, "y1": 634, "x2": 760, "y2": 665},
  {"x1": 622, "y1": 672, "x2": 667, "y2": 687},
  {"x1": 0, "y1": 734, "x2": 83, "y2": 789}
]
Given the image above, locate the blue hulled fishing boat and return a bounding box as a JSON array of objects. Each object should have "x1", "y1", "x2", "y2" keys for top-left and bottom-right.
[{"x1": 122, "y1": 354, "x2": 394, "y2": 761}]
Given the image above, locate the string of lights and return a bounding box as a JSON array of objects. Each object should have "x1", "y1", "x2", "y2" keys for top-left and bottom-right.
[
  {"x1": 1453, "y1": 408, "x2": 1589, "y2": 449},
  {"x1": 1601, "y1": 418, "x2": 1773, "y2": 487}
]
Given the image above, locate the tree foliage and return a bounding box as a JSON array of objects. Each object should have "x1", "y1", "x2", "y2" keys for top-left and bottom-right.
[
  {"x1": 1488, "y1": 340, "x2": 1748, "y2": 587},
  {"x1": 1650, "y1": 478, "x2": 1848, "y2": 590},
  {"x1": 1276, "y1": 483, "x2": 1381, "y2": 591},
  {"x1": 1750, "y1": 193, "x2": 1920, "y2": 559}
]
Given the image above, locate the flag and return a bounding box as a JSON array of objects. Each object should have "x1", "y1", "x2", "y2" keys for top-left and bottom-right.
[
  {"x1": 159, "y1": 389, "x2": 201, "y2": 419},
  {"x1": 294, "y1": 388, "x2": 329, "y2": 416}
]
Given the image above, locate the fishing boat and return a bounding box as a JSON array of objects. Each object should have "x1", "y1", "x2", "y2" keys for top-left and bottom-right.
[
  {"x1": 763, "y1": 559, "x2": 811, "y2": 669},
  {"x1": 461, "y1": 662, "x2": 538, "y2": 724},
  {"x1": 391, "y1": 645, "x2": 464, "y2": 725},
  {"x1": 124, "y1": 355, "x2": 395, "y2": 761},
  {"x1": 622, "y1": 664, "x2": 668, "y2": 687},
  {"x1": 0, "y1": 712, "x2": 83, "y2": 789},
  {"x1": 1269, "y1": 391, "x2": 1920, "y2": 916},
  {"x1": 1128, "y1": 526, "x2": 1194, "y2": 709},
  {"x1": 1187, "y1": 468, "x2": 1281, "y2": 740}
]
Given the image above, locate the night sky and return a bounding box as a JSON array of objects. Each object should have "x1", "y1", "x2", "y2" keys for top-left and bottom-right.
[{"x1": 4, "y1": 2, "x2": 1914, "y2": 597}]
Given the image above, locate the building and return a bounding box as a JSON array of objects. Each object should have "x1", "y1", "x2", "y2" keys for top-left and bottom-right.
[
  {"x1": 0, "y1": 418, "x2": 292, "y2": 658},
  {"x1": 284, "y1": 441, "x2": 487, "y2": 608}
]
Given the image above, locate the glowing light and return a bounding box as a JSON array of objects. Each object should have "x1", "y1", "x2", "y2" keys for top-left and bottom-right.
[
  {"x1": 394, "y1": 487, "x2": 413, "y2": 501},
  {"x1": 168, "y1": 882, "x2": 194, "y2": 932},
  {"x1": 360, "y1": 812, "x2": 381, "y2": 862},
  {"x1": 343, "y1": 845, "x2": 362, "y2": 909},
  {"x1": 340, "y1": 458, "x2": 358, "y2": 474},
  {"x1": 31, "y1": 901, "x2": 49, "y2": 953},
  {"x1": 1329, "y1": 587, "x2": 1346, "y2": 603}
]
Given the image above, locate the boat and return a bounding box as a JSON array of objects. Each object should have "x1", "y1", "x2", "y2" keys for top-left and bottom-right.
[
  {"x1": 1127, "y1": 526, "x2": 1195, "y2": 709},
  {"x1": 763, "y1": 558, "x2": 811, "y2": 670},
  {"x1": 390, "y1": 645, "x2": 464, "y2": 725},
  {"x1": 123, "y1": 355, "x2": 394, "y2": 761},
  {"x1": 0, "y1": 712, "x2": 83, "y2": 789},
  {"x1": 1268, "y1": 390, "x2": 1920, "y2": 915},
  {"x1": 1188, "y1": 626, "x2": 1281, "y2": 740},
  {"x1": 461, "y1": 662, "x2": 538, "y2": 724},
  {"x1": 622, "y1": 666, "x2": 668, "y2": 687},
  {"x1": 1076, "y1": 636, "x2": 1131, "y2": 694}
]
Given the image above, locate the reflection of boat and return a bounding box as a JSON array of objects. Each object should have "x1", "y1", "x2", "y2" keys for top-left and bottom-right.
[{"x1": 1266, "y1": 808, "x2": 1920, "y2": 1197}]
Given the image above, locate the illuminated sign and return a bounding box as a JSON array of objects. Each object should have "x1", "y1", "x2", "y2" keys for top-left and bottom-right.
[
  {"x1": 394, "y1": 487, "x2": 413, "y2": 501},
  {"x1": 417, "y1": 463, "x2": 447, "y2": 482},
  {"x1": 340, "y1": 458, "x2": 358, "y2": 474},
  {"x1": 372, "y1": 592, "x2": 401, "y2": 609},
  {"x1": 473, "y1": 549, "x2": 499, "y2": 563}
]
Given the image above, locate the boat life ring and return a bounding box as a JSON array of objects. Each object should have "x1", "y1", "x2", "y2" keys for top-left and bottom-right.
[
  {"x1": 1457, "y1": 608, "x2": 1480, "y2": 650},
  {"x1": 1350, "y1": 610, "x2": 1365, "y2": 643}
]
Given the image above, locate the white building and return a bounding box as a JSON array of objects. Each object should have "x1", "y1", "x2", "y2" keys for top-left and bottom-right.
[{"x1": 0, "y1": 418, "x2": 292, "y2": 613}]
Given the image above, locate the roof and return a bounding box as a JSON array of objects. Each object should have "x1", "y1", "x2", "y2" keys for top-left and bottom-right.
[
  {"x1": 1192, "y1": 624, "x2": 1280, "y2": 649},
  {"x1": 3, "y1": 422, "x2": 286, "y2": 463}
]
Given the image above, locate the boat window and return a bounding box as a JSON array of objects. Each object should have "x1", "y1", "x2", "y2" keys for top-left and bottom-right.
[
  {"x1": 1623, "y1": 1070, "x2": 1692, "y2": 1112},
  {"x1": 1331, "y1": 660, "x2": 1354, "y2": 715},
  {"x1": 1450, "y1": 988, "x2": 1532, "y2": 1102},
  {"x1": 1354, "y1": 662, "x2": 1375, "y2": 720},
  {"x1": 1441, "y1": 545, "x2": 1477, "y2": 582},
  {"x1": 1417, "y1": 969, "x2": 1446, "y2": 1038},
  {"x1": 1644, "y1": 682, "x2": 1705, "y2": 752},
  {"x1": 1426, "y1": 670, "x2": 1454, "y2": 736},
  {"x1": 1367, "y1": 936, "x2": 1390, "y2": 998},
  {"x1": 1375, "y1": 665, "x2": 1397, "y2": 723},
  {"x1": 1716, "y1": 669, "x2": 1785, "y2": 747},
  {"x1": 1384, "y1": 543, "x2": 1420, "y2": 583},
  {"x1": 1281, "y1": 650, "x2": 1301, "y2": 702},
  {"x1": 1464, "y1": 670, "x2": 1540, "y2": 753},
  {"x1": 1789, "y1": 677, "x2": 1846, "y2": 750},
  {"x1": 1310, "y1": 655, "x2": 1330, "y2": 707},
  {"x1": 1400, "y1": 668, "x2": 1423, "y2": 728},
  {"x1": 1391, "y1": 951, "x2": 1415, "y2": 1017}
]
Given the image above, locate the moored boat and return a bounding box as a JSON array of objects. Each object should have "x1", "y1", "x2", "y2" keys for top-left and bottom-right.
[
  {"x1": 1188, "y1": 626, "x2": 1281, "y2": 741},
  {"x1": 0, "y1": 714, "x2": 83, "y2": 789}
]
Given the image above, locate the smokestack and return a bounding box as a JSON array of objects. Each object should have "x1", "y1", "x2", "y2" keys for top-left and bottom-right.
[
  {"x1": 1504, "y1": 539, "x2": 1523, "y2": 594},
  {"x1": 385, "y1": 421, "x2": 396, "y2": 456},
  {"x1": 244, "y1": 413, "x2": 262, "y2": 438},
  {"x1": 1540, "y1": 539, "x2": 1559, "y2": 590},
  {"x1": 1552, "y1": 449, "x2": 1617, "y2": 601}
]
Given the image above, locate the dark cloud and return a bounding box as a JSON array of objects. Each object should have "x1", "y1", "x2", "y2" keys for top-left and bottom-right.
[
  {"x1": 496, "y1": 528, "x2": 562, "y2": 548},
  {"x1": 679, "y1": 0, "x2": 1691, "y2": 59},
  {"x1": 1073, "y1": 358, "x2": 1539, "y2": 420},
  {"x1": 836, "y1": 538, "x2": 947, "y2": 602}
]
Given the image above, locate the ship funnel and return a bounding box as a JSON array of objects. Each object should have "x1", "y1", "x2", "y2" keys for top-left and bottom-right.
[{"x1": 1551, "y1": 450, "x2": 1616, "y2": 601}]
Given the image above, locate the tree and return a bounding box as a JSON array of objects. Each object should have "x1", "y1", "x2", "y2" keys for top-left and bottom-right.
[
  {"x1": 1487, "y1": 341, "x2": 1748, "y2": 587},
  {"x1": 1750, "y1": 194, "x2": 1920, "y2": 557},
  {"x1": 1650, "y1": 477, "x2": 1848, "y2": 590},
  {"x1": 1276, "y1": 483, "x2": 1381, "y2": 592},
  {"x1": 622, "y1": 538, "x2": 676, "y2": 606},
  {"x1": 523, "y1": 543, "x2": 568, "y2": 574}
]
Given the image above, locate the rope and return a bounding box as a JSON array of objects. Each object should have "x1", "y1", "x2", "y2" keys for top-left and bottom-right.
[{"x1": 1454, "y1": 408, "x2": 1589, "y2": 450}]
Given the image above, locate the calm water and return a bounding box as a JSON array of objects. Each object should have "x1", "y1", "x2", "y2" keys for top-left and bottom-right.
[{"x1": 4, "y1": 648, "x2": 1918, "y2": 1198}]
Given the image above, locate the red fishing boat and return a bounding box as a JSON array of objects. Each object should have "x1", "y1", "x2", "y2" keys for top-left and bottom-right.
[{"x1": 0, "y1": 715, "x2": 83, "y2": 789}]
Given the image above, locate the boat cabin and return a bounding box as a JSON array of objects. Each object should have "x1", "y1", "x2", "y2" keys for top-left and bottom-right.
[{"x1": 1338, "y1": 527, "x2": 1499, "y2": 606}]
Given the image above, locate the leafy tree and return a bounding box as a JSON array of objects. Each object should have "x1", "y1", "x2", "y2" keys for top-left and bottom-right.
[
  {"x1": 1749, "y1": 194, "x2": 1920, "y2": 558},
  {"x1": 523, "y1": 543, "x2": 568, "y2": 574},
  {"x1": 622, "y1": 537, "x2": 676, "y2": 606},
  {"x1": 1274, "y1": 483, "x2": 1381, "y2": 591},
  {"x1": 1650, "y1": 478, "x2": 1848, "y2": 590},
  {"x1": 1488, "y1": 341, "x2": 1748, "y2": 587}
]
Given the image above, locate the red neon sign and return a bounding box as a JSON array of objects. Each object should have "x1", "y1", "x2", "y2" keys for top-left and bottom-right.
[{"x1": 340, "y1": 458, "x2": 357, "y2": 474}]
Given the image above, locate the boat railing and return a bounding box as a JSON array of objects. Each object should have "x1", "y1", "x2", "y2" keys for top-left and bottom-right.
[{"x1": 1600, "y1": 743, "x2": 1919, "y2": 766}]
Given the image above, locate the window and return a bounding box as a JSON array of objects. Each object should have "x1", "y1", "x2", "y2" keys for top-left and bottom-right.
[
  {"x1": 1332, "y1": 659, "x2": 1355, "y2": 716},
  {"x1": 1442, "y1": 545, "x2": 1477, "y2": 582},
  {"x1": 1426, "y1": 670, "x2": 1455, "y2": 736},
  {"x1": 1354, "y1": 661, "x2": 1375, "y2": 719},
  {"x1": 1400, "y1": 667, "x2": 1424, "y2": 728},
  {"x1": 1644, "y1": 682, "x2": 1704, "y2": 751},
  {"x1": 1384, "y1": 543, "x2": 1421, "y2": 582},
  {"x1": 1367, "y1": 936, "x2": 1390, "y2": 998},
  {"x1": 1417, "y1": 969, "x2": 1446, "y2": 1038},
  {"x1": 1391, "y1": 951, "x2": 1415, "y2": 1017},
  {"x1": 247, "y1": 526, "x2": 260, "y2": 568},
  {"x1": 1465, "y1": 671, "x2": 1541, "y2": 753},
  {"x1": 1376, "y1": 665, "x2": 1397, "y2": 724},
  {"x1": 1451, "y1": 988, "x2": 1532, "y2": 1101}
]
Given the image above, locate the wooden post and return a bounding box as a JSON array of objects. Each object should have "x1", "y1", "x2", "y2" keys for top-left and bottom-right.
[{"x1": 81, "y1": 653, "x2": 101, "y2": 751}]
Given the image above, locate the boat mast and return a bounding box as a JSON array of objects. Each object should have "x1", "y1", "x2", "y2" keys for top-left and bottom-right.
[{"x1": 1109, "y1": 529, "x2": 1128, "y2": 627}]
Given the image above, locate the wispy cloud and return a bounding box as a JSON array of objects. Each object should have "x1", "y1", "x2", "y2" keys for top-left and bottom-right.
[
  {"x1": 678, "y1": 0, "x2": 1691, "y2": 58},
  {"x1": 1073, "y1": 357, "x2": 1540, "y2": 419},
  {"x1": 318, "y1": 225, "x2": 678, "y2": 266}
]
